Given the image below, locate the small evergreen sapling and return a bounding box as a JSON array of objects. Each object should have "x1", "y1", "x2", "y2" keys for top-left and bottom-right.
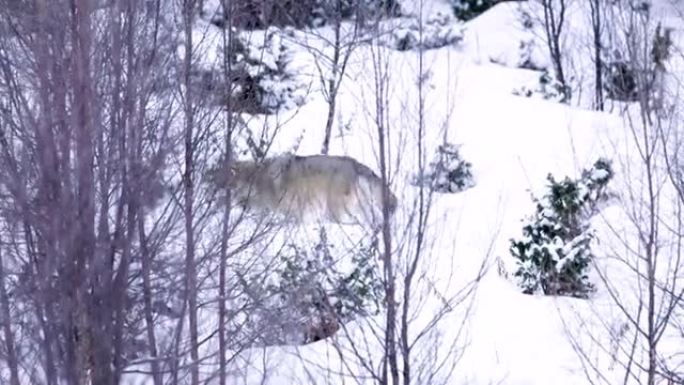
[
  {"x1": 450, "y1": 0, "x2": 498, "y2": 21},
  {"x1": 378, "y1": 12, "x2": 464, "y2": 52},
  {"x1": 186, "y1": 27, "x2": 307, "y2": 114},
  {"x1": 512, "y1": 71, "x2": 571, "y2": 103},
  {"x1": 510, "y1": 159, "x2": 613, "y2": 298},
  {"x1": 413, "y1": 142, "x2": 475, "y2": 193},
  {"x1": 263, "y1": 230, "x2": 384, "y2": 344}
]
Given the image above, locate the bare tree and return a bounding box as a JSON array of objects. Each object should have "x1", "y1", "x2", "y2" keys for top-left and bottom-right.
[
  {"x1": 311, "y1": 1, "x2": 364, "y2": 155},
  {"x1": 0, "y1": 0, "x2": 180, "y2": 383},
  {"x1": 180, "y1": 1, "x2": 201, "y2": 384},
  {"x1": 540, "y1": 0, "x2": 569, "y2": 101},
  {"x1": 217, "y1": 0, "x2": 237, "y2": 384},
  {"x1": 369, "y1": 40, "x2": 400, "y2": 385}
]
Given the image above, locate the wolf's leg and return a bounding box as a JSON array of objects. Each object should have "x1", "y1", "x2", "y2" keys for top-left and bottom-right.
[
  {"x1": 327, "y1": 184, "x2": 351, "y2": 223},
  {"x1": 351, "y1": 181, "x2": 379, "y2": 228}
]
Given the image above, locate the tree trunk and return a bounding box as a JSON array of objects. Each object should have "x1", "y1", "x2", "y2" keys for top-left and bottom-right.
[
  {"x1": 541, "y1": 0, "x2": 568, "y2": 101},
  {"x1": 590, "y1": 0, "x2": 604, "y2": 110},
  {"x1": 183, "y1": 2, "x2": 200, "y2": 384},
  {"x1": 139, "y1": 219, "x2": 163, "y2": 385},
  {"x1": 371, "y1": 44, "x2": 398, "y2": 385},
  {"x1": 218, "y1": 1, "x2": 235, "y2": 383},
  {"x1": 0, "y1": 247, "x2": 20, "y2": 385},
  {"x1": 321, "y1": 10, "x2": 342, "y2": 155},
  {"x1": 71, "y1": 0, "x2": 98, "y2": 382}
]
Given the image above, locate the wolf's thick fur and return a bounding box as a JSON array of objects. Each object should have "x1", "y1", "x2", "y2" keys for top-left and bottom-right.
[{"x1": 207, "y1": 154, "x2": 397, "y2": 226}]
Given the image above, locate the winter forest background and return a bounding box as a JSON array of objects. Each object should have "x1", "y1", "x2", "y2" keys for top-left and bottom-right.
[{"x1": 0, "y1": 0, "x2": 682, "y2": 384}]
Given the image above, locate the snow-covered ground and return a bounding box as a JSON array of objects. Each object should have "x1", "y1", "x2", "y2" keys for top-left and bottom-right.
[{"x1": 126, "y1": 1, "x2": 684, "y2": 384}]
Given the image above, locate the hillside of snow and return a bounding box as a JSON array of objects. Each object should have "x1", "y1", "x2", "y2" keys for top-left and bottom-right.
[{"x1": 122, "y1": 0, "x2": 684, "y2": 384}]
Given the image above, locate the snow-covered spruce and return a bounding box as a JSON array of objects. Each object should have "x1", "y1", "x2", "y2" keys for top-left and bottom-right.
[
  {"x1": 239, "y1": 230, "x2": 384, "y2": 346},
  {"x1": 450, "y1": 0, "x2": 499, "y2": 21},
  {"x1": 412, "y1": 142, "x2": 475, "y2": 194},
  {"x1": 184, "y1": 26, "x2": 307, "y2": 114},
  {"x1": 377, "y1": 12, "x2": 464, "y2": 51},
  {"x1": 200, "y1": 0, "x2": 401, "y2": 29},
  {"x1": 232, "y1": 28, "x2": 308, "y2": 113},
  {"x1": 512, "y1": 71, "x2": 571, "y2": 103},
  {"x1": 510, "y1": 159, "x2": 613, "y2": 298}
]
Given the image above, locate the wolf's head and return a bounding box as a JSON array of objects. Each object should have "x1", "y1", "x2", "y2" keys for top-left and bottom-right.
[
  {"x1": 205, "y1": 161, "x2": 260, "y2": 187},
  {"x1": 204, "y1": 160, "x2": 266, "y2": 208}
]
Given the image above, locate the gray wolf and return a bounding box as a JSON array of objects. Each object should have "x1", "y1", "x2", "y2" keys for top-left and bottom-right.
[{"x1": 206, "y1": 154, "x2": 398, "y2": 227}]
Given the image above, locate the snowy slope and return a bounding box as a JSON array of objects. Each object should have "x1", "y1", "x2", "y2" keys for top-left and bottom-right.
[
  {"x1": 124, "y1": 1, "x2": 683, "y2": 384},
  {"x1": 215, "y1": 3, "x2": 613, "y2": 384}
]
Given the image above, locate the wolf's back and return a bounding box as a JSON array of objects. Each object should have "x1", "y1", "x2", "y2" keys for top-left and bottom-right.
[
  {"x1": 207, "y1": 154, "x2": 397, "y2": 226},
  {"x1": 289, "y1": 155, "x2": 398, "y2": 216}
]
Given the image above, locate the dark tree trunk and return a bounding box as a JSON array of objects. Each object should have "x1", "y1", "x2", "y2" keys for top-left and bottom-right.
[
  {"x1": 183, "y1": 1, "x2": 200, "y2": 385},
  {"x1": 0, "y1": 247, "x2": 20, "y2": 385},
  {"x1": 590, "y1": 0, "x2": 604, "y2": 110}
]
